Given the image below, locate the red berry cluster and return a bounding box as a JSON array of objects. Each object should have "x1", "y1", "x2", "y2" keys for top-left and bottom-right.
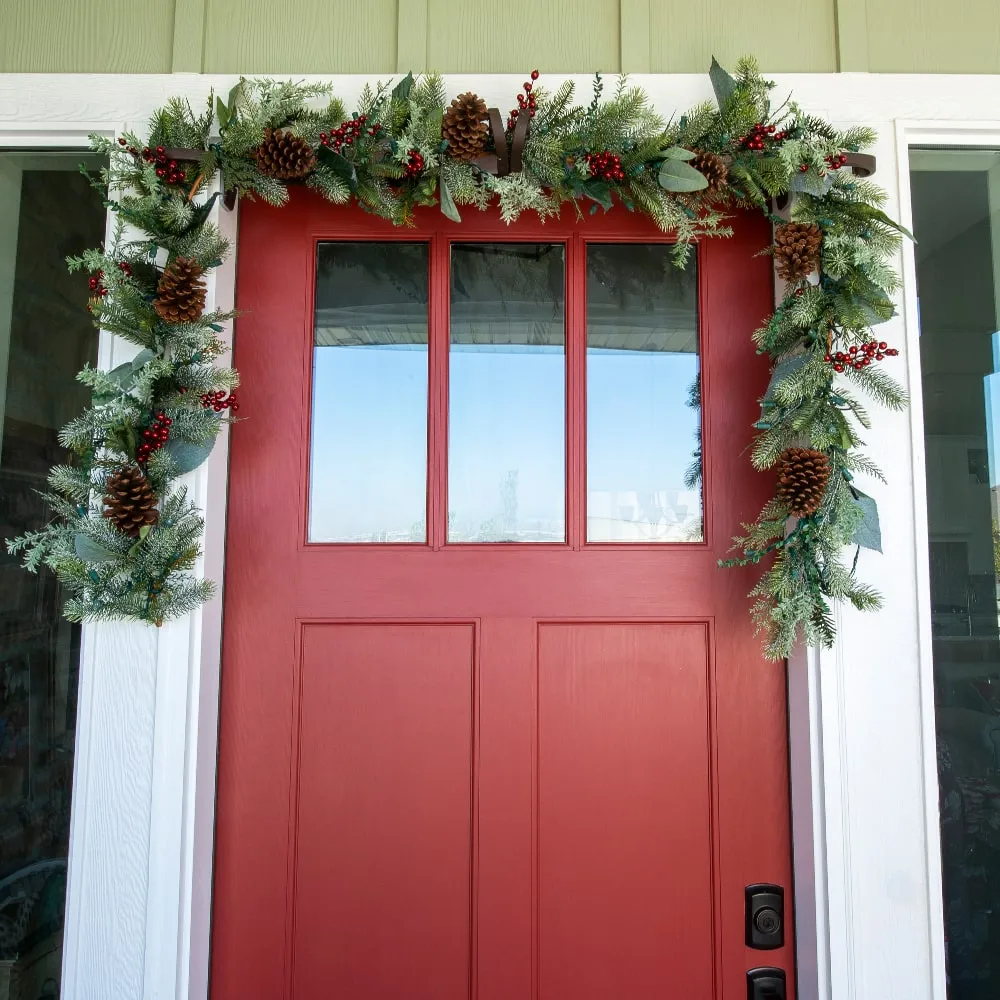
[
  {"x1": 404, "y1": 149, "x2": 425, "y2": 179},
  {"x1": 201, "y1": 389, "x2": 239, "y2": 413},
  {"x1": 320, "y1": 116, "x2": 380, "y2": 152},
  {"x1": 137, "y1": 411, "x2": 172, "y2": 464},
  {"x1": 118, "y1": 138, "x2": 189, "y2": 185},
  {"x1": 88, "y1": 260, "x2": 132, "y2": 299},
  {"x1": 507, "y1": 70, "x2": 539, "y2": 131},
  {"x1": 825, "y1": 151, "x2": 850, "y2": 171},
  {"x1": 738, "y1": 123, "x2": 788, "y2": 151},
  {"x1": 825, "y1": 340, "x2": 899, "y2": 373},
  {"x1": 585, "y1": 150, "x2": 626, "y2": 183}
]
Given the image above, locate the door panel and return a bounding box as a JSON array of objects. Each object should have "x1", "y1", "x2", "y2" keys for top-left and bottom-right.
[
  {"x1": 211, "y1": 192, "x2": 794, "y2": 1000},
  {"x1": 537, "y1": 623, "x2": 713, "y2": 999},
  {"x1": 293, "y1": 624, "x2": 474, "y2": 999}
]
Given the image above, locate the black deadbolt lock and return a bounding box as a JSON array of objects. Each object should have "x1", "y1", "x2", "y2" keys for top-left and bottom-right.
[
  {"x1": 747, "y1": 967, "x2": 786, "y2": 1000},
  {"x1": 745, "y1": 884, "x2": 784, "y2": 949}
]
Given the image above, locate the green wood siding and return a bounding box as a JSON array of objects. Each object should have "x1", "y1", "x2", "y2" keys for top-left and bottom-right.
[
  {"x1": 1, "y1": 0, "x2": 998, "y2": 74},
  {"x1": 1, "y1": 0, "x2": 174, "y2": 73}
]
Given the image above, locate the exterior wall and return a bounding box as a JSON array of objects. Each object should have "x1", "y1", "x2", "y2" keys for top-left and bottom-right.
[{"x1": 2, "y1": 0, "x2": 1000, "y2": 75}]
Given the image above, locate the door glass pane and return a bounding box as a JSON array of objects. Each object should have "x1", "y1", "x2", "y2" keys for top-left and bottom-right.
[
  {"x1": 586, "y1": 244, "x2": 701, "y2": 542},
  {"x1": 448, "y1": 243, "x2": 565, "y2": 543},
  {"x1": 910, "y1": 147, "x2": 1000, "y2": 999},
  {"x1": 309, "y1": 243, "x2": 428, "y2": 543},
  {"x1": 0, "y1": 152, "x2": 104, "y2": 997}
]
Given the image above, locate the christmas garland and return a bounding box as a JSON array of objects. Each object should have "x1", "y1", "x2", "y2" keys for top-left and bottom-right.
[{"x1": 6, "y1": 57, "x2": 908, "y2": 657}]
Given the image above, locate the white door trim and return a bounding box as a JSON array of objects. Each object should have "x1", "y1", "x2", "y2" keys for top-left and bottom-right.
[{"x1": 4, "y1": 72, "x2": 1000, "y2": 1000}]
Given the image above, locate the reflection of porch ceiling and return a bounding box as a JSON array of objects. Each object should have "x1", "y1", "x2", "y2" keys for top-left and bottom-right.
[{"x1": 313, "y1": 304, "x2": 698, "y2": 354}]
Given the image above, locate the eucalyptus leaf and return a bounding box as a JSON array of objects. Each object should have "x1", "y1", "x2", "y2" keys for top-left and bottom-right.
[
  {"x1": 657, "y1": 158, "x2": 709, "y2": 193},
  {"x1": 130, "y1": 348, "x2": 155, "y2": 370},
  {"x1": 392, "y1": 72, "x2": 414, "y2": 104},
  {"x1": 583, "y1": 179, "x2": 613, "y2": 211},
  {"x1": 179, "y1": 191, "x2": 221, "y2": 235},
  {"x1": 163, "y1": 437, "x2": 216, "y2": 475},
  {"x1": 840, "y1": 201, "x2": 916, "y2": 242},
  {"x1": 74, "y1": 534, "x2": 119, "y2": 564},
  {"x1": 439, "y1": 177, "x2": 461, "y2": 223},
  {"x1": 763, "y1": 354, "x2": 808, "y2": 407},
  {"x1": 709, "y1": 57, "x2": 737, "y2": 109},
  {"x1": 660, "y1": 146, "x2": 696, "y2": 161},
  {"x1": 108, "y1": 361, "x2": 137, "y2": 387},
  {"x1": 108, "y1": 348, "x2": 155, "y2": 389},
  {"x1": 789, "y1": 169, "x2": 834, "y2": 197},
  {"x1": 216, "y1": 95, "x2": 231, "y2": 131},
  {"x1": 227, "y1": 80, "x2": 244, "y2": 117},
  {"x1": 317, "y1": 146, "x2": 358, "y2": 192},
  {"x1": 851, "y1": 490, "x2": 882, "y2": 552}
]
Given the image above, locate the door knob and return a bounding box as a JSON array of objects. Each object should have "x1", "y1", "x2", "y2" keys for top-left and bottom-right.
[{"x1": 747, "y1": 967, "x2": 786, "y2": 1000}]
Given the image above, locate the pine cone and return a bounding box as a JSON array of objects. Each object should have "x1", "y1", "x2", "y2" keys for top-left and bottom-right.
[
  {"x1": 103, "y1": 466, "x2": 160, "y2": 538},
  {"x1": 443, "y1": 92, "x2": 489, "y2": 161},
  {"x1": 153, "y1": 257, "x2": 206, "y2": 324},
  {"x1": 255, "y1": 127, "x2": 317, "y2": 181},
  {"x1": 691, "y1": 150, "x2": 728, "y2": 193},
  {"x1": 776, "y1": 447, "x2": 831, "y2": 516},
  {"x1": 773, "y1": 222, "x2": 822, "y2": 282}
]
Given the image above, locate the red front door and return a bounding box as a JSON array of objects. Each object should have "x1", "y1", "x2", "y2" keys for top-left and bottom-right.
[{"x1": 211, "y1": 192, "x2": 794, "y2": 1000}]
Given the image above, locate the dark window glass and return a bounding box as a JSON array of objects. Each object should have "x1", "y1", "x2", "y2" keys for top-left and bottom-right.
[
  {"x1": 0, "y1": 152, "x2": 104, "y2": 997},
  {"x1": 309, "y1": 243, "x2": 429, "y2": 543},
  {"x1": 448, "y1": 243, "x2": 565, "y2": 543},
  {"x1": 911, "y1": 147, "x2": 1000, "y2": 1000},
  {"x1": 586, "y1": 244, "x2": 701, "y2": 542}
]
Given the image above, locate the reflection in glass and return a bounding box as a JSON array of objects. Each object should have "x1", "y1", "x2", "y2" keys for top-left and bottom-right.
[
  {"x1": 586, "y1": 244, "x2": 701, "y2": 542},
  {"x1": 309, "y1": 243, "x2": 429, "y2": 543},
  {"x1": 912, "y1": 147, "x2": 1000, "y2": 999},
  {"x1": 448, "y1": 243, "x2": 565, "y2": 543},
  {"x1": 0, "y1": 152, "x2": 104, "y2": 997}
]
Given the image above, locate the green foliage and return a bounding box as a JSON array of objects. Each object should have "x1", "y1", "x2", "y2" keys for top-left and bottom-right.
[{"x1": 6, "y1": 58, "x2": 907, "y2": 656}]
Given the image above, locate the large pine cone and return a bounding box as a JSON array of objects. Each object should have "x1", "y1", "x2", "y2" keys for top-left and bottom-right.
[
  {"x1": 691, "y1": 150, "x2": 728, "y2": 193},
  {"x1": 443, "y1": 92, "x2": 489, "y2": 161},
  {"x1": 255, "y1": 127, "x2": 317, "y2": 181},
  {"x1": 773, "y1": 222, "x2": 822, "y2": 282},
  {"x1": 153, "y1": 257, "x2": 206, "y2": 324},
  {"x1": 103, "y1": 466, "x2": 160, "y2": 538},
  {"x1": 776, "y1": 447, "x2": 831, "y2": 516}
]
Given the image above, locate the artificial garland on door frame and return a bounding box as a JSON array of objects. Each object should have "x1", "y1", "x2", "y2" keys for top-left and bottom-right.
[{"x1": 5, "y1": 57, "x2": 908, "y2": 658}]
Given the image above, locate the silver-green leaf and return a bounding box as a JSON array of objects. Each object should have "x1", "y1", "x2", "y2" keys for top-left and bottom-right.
[{"x1": 658, "y1": 158, "x2": 709, "y2": 193}]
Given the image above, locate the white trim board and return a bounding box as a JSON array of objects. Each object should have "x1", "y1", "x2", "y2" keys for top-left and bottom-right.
[{"x1": 4, "y1": 72, "x2": 999, "y2": 1000}]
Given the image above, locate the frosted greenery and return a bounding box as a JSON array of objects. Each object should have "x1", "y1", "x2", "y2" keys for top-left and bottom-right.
[{"x1": 6, "y1": 57, "x2": 906, "y2": 656}]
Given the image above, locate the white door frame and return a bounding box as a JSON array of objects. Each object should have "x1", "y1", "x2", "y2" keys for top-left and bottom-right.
[{"x1": 4, "y1": 72, "x2": 1000, "y2": 1000}]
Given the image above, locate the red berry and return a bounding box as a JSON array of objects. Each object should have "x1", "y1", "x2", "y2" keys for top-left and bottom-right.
[
  {"x1": 834, "y1": 364, "x2": 844, "y2": 372},
  {"x1": 531, "y1": 70, "x2": 539, "y2": 79},
  {"x1": 824, "y1": 354, "x2": 832, "y2": 362},
  {"x1": 799, "y1": 164, "x2": 809, "y2": 172}
]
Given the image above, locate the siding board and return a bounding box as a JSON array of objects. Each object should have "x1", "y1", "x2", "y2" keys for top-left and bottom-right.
[
  {"x1": 202, "y1": 0, "x2": 396, "y2": 74},
  {"x1": 866, "y1": 0, "x2": 1000, "y2": 73},
  {"x1": 650, "y1": 0, "x2": 838, "y2": 73},
  {"x1": 426, "y1": 0, "x2": 621, "y2": 73},
  {"x1": 0, "y1": 0, "x2": 175, "y2": 73}
]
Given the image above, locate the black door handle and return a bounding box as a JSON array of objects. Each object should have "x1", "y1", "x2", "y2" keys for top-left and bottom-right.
[{"x1": 747, "y1": 967, "x2": 786, "y2": 1000}]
